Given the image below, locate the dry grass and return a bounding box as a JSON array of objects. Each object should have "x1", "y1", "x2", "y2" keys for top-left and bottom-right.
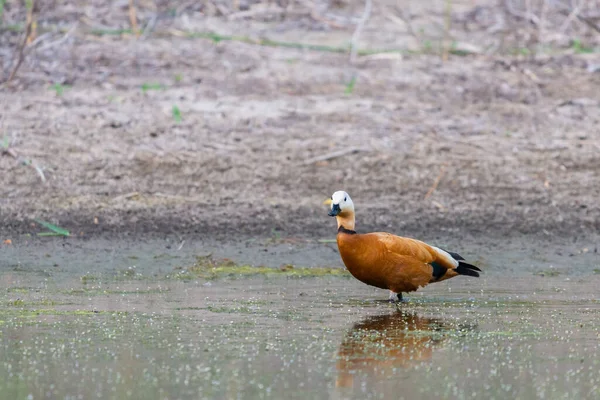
[
  {"x1": 0, "y1": 0, "x2": 599, "y2": 238},
  {"x1": 1, "y1": 1, "x2": 599, "y2": 72}
]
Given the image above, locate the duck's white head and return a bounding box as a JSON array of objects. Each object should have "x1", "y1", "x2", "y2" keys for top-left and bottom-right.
[{"x1": 324, "y1": 190, "x2": 354, "y2": 217}]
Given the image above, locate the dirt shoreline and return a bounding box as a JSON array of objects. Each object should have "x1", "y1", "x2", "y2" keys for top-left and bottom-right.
[
  {"x1": 1, "y1": 1, "x2": 600, "y2": 245},
  {"x1": 1, "y1": 195, "x2": 599, "y2": 241}
]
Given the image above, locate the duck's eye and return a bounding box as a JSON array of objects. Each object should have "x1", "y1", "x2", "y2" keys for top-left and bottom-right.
[{"x1": 344, "y1": 197, "x2": 347, "y2": 201}]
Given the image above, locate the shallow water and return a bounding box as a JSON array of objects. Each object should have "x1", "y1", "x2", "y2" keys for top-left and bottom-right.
[{"x1": 1, "y1": 264, "x2": 599, "y2": 400}]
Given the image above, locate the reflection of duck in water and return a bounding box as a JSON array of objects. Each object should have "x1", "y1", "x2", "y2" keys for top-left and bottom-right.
[{"x1": 336, "y1": 311, "x2": 447, "y2": 388}]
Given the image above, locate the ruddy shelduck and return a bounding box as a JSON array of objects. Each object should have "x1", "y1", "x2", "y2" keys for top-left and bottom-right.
[{"x1": 325, "y1": 190, "x2": 480, "y2": 301}]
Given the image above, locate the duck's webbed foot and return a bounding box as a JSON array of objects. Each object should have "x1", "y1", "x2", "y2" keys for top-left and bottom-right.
[{"x1": 388, "y1": 291, "x2": 405, "y2": 303}]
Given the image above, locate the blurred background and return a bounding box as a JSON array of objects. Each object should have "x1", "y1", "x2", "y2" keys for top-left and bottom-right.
[
  {"x1": 2, "y1": 4, "x2": 600, "y2": 399},
  {"x1": 1, "y1": 0, "x2": 600, "y2": 239}
]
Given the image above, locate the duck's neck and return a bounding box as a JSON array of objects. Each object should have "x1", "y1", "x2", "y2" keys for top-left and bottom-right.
[{"x1": 336, "y1": 212, "x2": 355, "y2": 232}]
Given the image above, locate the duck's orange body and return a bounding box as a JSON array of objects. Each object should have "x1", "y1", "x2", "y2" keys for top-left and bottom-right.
[
  {"x1": 337, "y1": 230, "x2": 461, "y2": 293},
  {"x1": 326, "y1": 191, "x2": 479, "y2": 300}
]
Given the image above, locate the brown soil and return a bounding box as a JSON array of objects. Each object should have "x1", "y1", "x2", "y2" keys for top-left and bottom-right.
[{"x1": 1, "y1": 0, "x2": 600, "y2": 241}]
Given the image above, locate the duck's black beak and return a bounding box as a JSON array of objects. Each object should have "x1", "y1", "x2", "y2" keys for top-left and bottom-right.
[{"x1": 328, "y1": 203, "x2": 341, "y2": 217}]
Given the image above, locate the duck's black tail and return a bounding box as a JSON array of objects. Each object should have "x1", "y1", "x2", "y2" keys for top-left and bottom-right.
[
  {"x1": 455, "y1": 261, "x2": 481, "y2": 278},
  {"x1": 439, "y1": 248, "x2": 482, "y2": 278}
]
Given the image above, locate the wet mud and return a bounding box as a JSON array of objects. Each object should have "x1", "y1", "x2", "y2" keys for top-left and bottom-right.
[{"x1": 1, "y1": 244, "x2": 599, "y2": 399}]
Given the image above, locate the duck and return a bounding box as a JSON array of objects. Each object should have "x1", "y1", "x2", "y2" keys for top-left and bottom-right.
[{"x1": 324, "y1": 190, "x2": 480, "y2": 302}]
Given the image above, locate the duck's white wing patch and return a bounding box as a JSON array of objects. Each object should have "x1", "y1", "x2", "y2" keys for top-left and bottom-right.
[{"x1": 431, "y1": 246, "x2": 459, "y2": 268}]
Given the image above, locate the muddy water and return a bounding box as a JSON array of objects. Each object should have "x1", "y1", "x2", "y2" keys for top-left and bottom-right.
[{"x1": 1, "y1": 264, "x2": 599, "y2": 399}]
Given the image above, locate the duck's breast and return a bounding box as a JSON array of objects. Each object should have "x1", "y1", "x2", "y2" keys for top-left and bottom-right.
[
  {"x1": 337, "y1": 232, "x2": 433, "y2": 292},
  {"x1": 337, "y1": 233, "x2": 395, "y2": 289}
]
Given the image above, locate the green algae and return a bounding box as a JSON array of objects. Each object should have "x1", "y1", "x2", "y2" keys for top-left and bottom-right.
[
  {"x1": 80, "y1": 274, "x2": 100, "y2": 284},
  {"x1": 6, "y1": 298, "x2": 62, "y2": 307},
  {"x1": 534, "y1": 269, "x2": 561, "y2": 277},
  {"x1": 6, "y1": 287, "x2": 30, "y2": 294},
  {"x1": 61, "y1": 287, "x2": 170, "y2": 296},
  {"x1": 0, "y1": 308, "x2": 104, "y2": 318}
]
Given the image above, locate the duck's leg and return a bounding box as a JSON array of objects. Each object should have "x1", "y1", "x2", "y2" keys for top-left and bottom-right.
[{"x1": 388, "y1": 291, "x2": 404, "y2": 303}]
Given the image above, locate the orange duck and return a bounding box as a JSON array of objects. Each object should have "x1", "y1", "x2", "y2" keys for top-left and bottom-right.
[{"x1": 325, "y1": 190, "x2": 480, "y2": 301}]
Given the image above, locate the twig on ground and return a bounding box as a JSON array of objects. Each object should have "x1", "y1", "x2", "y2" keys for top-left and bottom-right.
[
  {"x1": 25, "y1": 0, "x2": 37, "y2": 44},
  {"x1": 1, "y1": 145, "x2": 46, "y2": 182},
  {"x1": 503, "y1": 0, "x2": 541, "y2": 25},
  {"x1": 556, "y1": 1, "x2": 600, "y2": 33},
  {"x1": 227, "y1": 3, "x2": 340, "y2": 28},
  {"x1": 139, "y1": 0, "x2": 157, "y2": 39},
  {"x1": 128, "y1": 0, "x2": 140, "y2": 36},
  {"x1": 175, "y1": 0, "x2": 196, "y2": 15},
  {"x1": 350, "y1": 0, "x2": 372, "y2": 64},
  {"x1": 424, "y1": 164, "x2": 448, "y2": 199},
  {"x1": 520, "y1": 67, "x2": 543, "y2": 99},
  {"x1": 558, "y1": 0, "x2": 584, "y2": 33},
  {"x1": 27, "y1": 31, "x2": 53, "y2": 48},
  {"x1": 35, "y1": 22, "x2": 78, "y2": 52},
  {"x1": 442, "y1": 0, "x2": 452, "y2": 61},
  {"x1": 309, "y1": 10, "x2": 347, "y2": 29},
  {"x1": 301, "y1": 147, "x2": 366, "y2": 166},
  {"x1": 294, "y1": 0, "x2": 349, "y2": 29},
  {"x1": 4, "y1": 1, "x2": 36, "y2": 84},
  {"x1": 228, "y1": 4, "x2": 284, "y2": 20},
  {"x1": 537, "y1": 0, "x2": 547, "y2": 43},
  {"x1": 431, "y1": 200, "x2": 446, "y2": 211},
  {"x1": 214, "y1": 2, "x2": 230, "y2": 17},
  {"x1": 361, "y1": 52, "x2": 402, "y2": 61},
  {"x1": 140, "y1": 14, "x2": 157, "y2": 39},
  {"x1": 390, "y1": 7, "x2": 421, "y2": 40},
  {"x1": 1, "y1": 22, "x2": 75, "y2": 86}
]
